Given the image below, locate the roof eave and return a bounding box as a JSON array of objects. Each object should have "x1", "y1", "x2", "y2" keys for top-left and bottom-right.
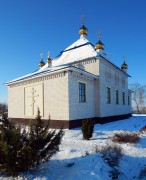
[{"x1": 5, "y1": 65, "x2": 99, "y2": 86}]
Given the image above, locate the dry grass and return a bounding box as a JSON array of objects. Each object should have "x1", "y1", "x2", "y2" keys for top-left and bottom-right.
[
  {"x1": 95, "y1": 143, "x2": 123, "y2": 167},
  {"x1": 112, "y1": 131, "x2": 140, "y2": 144},
  {"x1": 95, "y1": 143, "x2": 123, "y2": 179}
]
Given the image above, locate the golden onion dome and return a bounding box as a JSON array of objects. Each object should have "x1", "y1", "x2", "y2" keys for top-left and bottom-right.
[
  {"x1": 95, "y1": 39, "x2": 104, "y2": 51},
  {"x1": 38, "y1": 60, "x2": 45, "y2": 68},
  {"x1": 121, "y1": 60, "x2": 128, "y2": 70},
  {"x1": 79, "y1": 24, "x2": 88, "y2": 36}
]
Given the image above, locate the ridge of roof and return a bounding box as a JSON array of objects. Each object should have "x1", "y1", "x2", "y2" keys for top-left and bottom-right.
[
  {"x1": 52, "y1": 37, "x2": 97, "y2": 67},
  {"x1": 60, "y1": 42, "x2": 93, "y2": 53}
]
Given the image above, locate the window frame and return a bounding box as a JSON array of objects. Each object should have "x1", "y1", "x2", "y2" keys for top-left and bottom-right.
[
  {"x1": 122, "y1": 92, "x2": 125, "y2": 105},
  {"x1": 115, "y1": 89, "x2": 119, "y2": 105},
  {"x1": 78, "y1": 82, "x2": 86, "y2": 103},
  {"x1": 106, "y1": 87, "x2": 111, "y2": 104},
  {"x1": 128, "y1": 95, "x2": 130, "y2": 105}
]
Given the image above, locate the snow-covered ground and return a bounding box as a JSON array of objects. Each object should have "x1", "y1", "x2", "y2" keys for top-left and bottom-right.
[{"x1": 1, "y1": 115, "x2": 146, "y2": 179}]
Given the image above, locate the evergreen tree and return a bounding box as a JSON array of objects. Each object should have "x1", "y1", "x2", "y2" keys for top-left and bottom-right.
[
  {"x1": 29, "y1": 109, "x2": 64, "y2": 166},
  {"x1": 81, "y1": 119, "x2": 94, "y2": 140},
  {"x1": 0, "y1": 109, "x2": 64, "y2": 176}
]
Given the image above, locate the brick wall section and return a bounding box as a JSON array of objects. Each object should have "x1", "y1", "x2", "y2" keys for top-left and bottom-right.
[
  {"x1": 44, "y1": 72, "x2": 69, "y2": 120},
  {"x1": 68, "y1": 70, "x2": 95, "y2": 120},
  {"x1": 99, "y1": 58, "x2": 132, "y2": 117},
  {"x1": 8, "y1": 85, "x2": 24, "y2": 118},
  {"x1": 8, "y1": 72, "x2": 70, "y2": 121}
]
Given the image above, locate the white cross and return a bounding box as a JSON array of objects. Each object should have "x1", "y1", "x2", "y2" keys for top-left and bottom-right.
[{"x1": 28, "y1": 87, "x2": 39, "y2": 115}]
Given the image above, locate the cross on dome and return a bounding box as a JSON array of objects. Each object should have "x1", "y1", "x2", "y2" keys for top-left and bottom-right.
[
  {"x1": 38, "y1": 53, "x2": 45, "y2": 68},
  {"x1": 79, "y1": 16, "x2": 88, "y2": 37},
  {"x1": 123, "y1": 56, "x2": 126, "y2": 63},
  {"x1": 97, "y1": 31, "x2": 101, "y2": 40},
  {"x1": 48, "y1": 51, "x2": 50, "y2": 58},
  {"x1": 95, "y1": 30, "x2": 104, "y2": 51},
  {"x1": 81, "y1": 15, "x2": 86, "y2": 25},
  {"x1": 121, "y1": 56, "x2": 128, "y2": 71},
  {"x1": 47, "y1": 51, "x2": 52, "y2": 65},
  {"x1": 40, "y1": 53, "x2": 43, "y2": 60}
]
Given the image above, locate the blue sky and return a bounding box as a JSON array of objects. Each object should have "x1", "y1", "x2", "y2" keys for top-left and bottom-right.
[{"x1": 0, "y1": 0, "x2": 146, "y2": 103}]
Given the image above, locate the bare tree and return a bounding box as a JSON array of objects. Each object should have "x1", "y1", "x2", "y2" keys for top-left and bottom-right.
[{"x1": 130, "y1": 83, "x2": 146, "y2": 113}]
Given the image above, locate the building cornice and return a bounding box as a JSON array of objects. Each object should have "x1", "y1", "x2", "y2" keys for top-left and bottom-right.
[{"x1": 5, "y1": 65, "x2": 99, "y2": 87}]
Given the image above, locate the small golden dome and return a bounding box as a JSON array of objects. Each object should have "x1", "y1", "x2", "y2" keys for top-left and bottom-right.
[
  {"x1": 38, "y1": 53, "x2": 45, "y2": 68},
  {"x1": 46, "y1": 51, "x2": 52, "y2": 64},
  {"x1": 79, "y1": 24, "x2": 88, "y2": 36},
  {"x1": 47, "y1": 57, "x2": 52, "y2": 64},
  {"x1": 38, "y1": 60, "x2": 45, "y2": 68},
  {"x1": 95, "y1": 39, "x2": 104, "y2": 50},
  {"x1": 121, "y1": 60, "x2": 128, "y2": 69}
]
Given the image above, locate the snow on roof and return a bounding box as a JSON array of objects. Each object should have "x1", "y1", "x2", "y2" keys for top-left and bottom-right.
[
  {"x1": 52, "y1": 36, "x2": 97, "y2": 66},
  {"x1": 6, "y1": 36, "x2": 98, "y2": 85},
  {"x1": 6, "y1": 65, "x2": 69, "y2": 85},
  {"x1": 6, "y1": 64, "x2": 99, "y2": 85},
  {"x1": 6, "y1": 35, "x2": 130, "y2": 85}
]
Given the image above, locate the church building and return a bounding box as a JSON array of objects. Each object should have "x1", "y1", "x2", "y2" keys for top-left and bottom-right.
[{"x1": 6, "y1": 22, "x2": 132, "y2": 129}]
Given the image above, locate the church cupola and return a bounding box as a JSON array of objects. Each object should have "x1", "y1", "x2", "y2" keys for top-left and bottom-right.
[
  {"x1": 95, "y1": 32, "x2": 104, "y2": 53},
  {"x1": 79, "y1": 16, "x2": 88, "y2": 37},
  {"x1": 121, "y1": 56, "x2": 128, "y2": 73},
  {"x1": 46, "y1": 51, "x2": 52, "y2": 67},
  {"x1": 38, "y1": 53, "x2": 45, "y2": 68}
]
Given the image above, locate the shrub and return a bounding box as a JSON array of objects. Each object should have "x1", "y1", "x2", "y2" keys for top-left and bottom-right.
[
  {"x1": 0, "y1": 109, "x2": 64, "y2": 176},
  {"x1": 139, "y1": 125, "x2": 146, "y2": 134},
  {"x1": 0, "y1": 103, "x2": 7, "y2": 116},
  {"x1": 99, "y1": 143, "x2": 123, "y2": 180},
  {"x1": 112, "y1": 131, "x2": 140, "y2": 144},
  {"x1": 109, "y1": 168, "x2": 121, "y2": 180},
  {"x1": 139, "y1": 166, "x2": 146, "y2": 179},
  {"x1": 81, "y1": 119, "x2": 94, "y2": 140},
  {"x1": 100, "y1": 143, "x2": 123, "y2": 167}
]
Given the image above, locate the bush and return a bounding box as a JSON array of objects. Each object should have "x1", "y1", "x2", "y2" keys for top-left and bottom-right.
[
  {"x1": 99, "y1": 143, "x2": 123, "y2": 167},
  {"x1": 99, "y1": 143, "x2": 123, "y2": 180},
  {"x1": 139, "y1": 125, "x2": 146, "y2": 134},
  {"x1": 81, "y1": 119, "x2": 94, "y2": 140},
  {"x1": 112, "y1": 131, "x2": 140, "y2": 144},
  {"x1": 0, "y1": 109, "x2": 64, "y2": 176},
  {"x1": 139, "y1": 166, "x2": 146, "y2": 179},
  {"x1": 0, "y1": 103, "x2": 7, "y2": 116}
]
